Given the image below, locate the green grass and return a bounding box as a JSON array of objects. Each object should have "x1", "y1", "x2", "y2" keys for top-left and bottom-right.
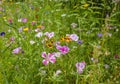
[{"x1": 0, "y1": 0, "x2": 120, "y2": 84}]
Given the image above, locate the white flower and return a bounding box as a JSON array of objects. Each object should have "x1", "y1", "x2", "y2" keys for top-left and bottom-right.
[
  {"x1": 54, "y1": 69, "x2": 62, "y2": 76},
  {"x1": 18, "y1": 19, "x2": 22, "y2": 22},
  {"x1": 35, "y1": 32, "x2": 43, "y2": 38},
  {"x1": 53, "y1": 52, "x2": 61, "y2": 57},
  {"x1": 61, "y1": 14, "x2": 66, "y2": 17},
  {"x1": 30, "y1": 40, "x2": 35, "y2": 45},
  {"x1": 71, "y1": 23, "x2": 77, "y2": 28}
]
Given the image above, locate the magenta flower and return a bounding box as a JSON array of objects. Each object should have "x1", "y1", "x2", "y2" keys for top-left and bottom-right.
[
  {"x1": 44, "y1": 32, "x2": 54, "y2": 39},
  {"x1": 22, "y1": 18, "x2": 28, "y2": 23},
  {"x1": 56, "y1": 45, "x2": 70, "y2": 54},
  {"x1": 76, "y1": 61, "x2": 86, "y2": 74},
  {"x1": 12, "y1": 47, "x2": 21, "y2": 54},
  {"x1": 41, "y1": 52, "x2": 56, "y2": 65},
  {"x1": 31, "y1": 21, "x2": 36, "y2": 25}
]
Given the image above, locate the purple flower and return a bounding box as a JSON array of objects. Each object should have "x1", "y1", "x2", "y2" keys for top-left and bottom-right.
[
  {"x1": 0, "y1": 32, "x2": 5, "y2": 36},
  {"x1": 70, "y1": 34, "x2": 79, "y2": 41},
  {"x1": 56, "y1": 45, "x2": 70, "y2": 54},
  {"x1": 41, "y1": 52, "x2": 56, "y2": 65},
  {"x1": 76, "y1": 61, "x2": 86, "y2": 74},
  {"x1": 78, "y1": 40, "x2": 83, "y2": 44},
  {"x1": 97, "y1": 33, "x2": 103, "y2": 37},
  {"x1": 18, "y1": 27, "x2": 23, "y2": 33},
  {"x1": 12, "y1": 47, "x2": 21, "y2": 54},
  {"x1": 44, "y1": 32, "x2": 54, "y2": 39},
  {"x1": 22, "y1": 18, "x2": 28, "y2": 23}
]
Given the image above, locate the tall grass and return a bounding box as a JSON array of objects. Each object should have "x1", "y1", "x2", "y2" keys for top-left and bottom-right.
[{"x1": 0, "y1": 0, "x2": 120, "y2": 84}]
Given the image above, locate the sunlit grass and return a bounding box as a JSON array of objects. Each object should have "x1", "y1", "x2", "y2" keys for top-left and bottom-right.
[{"x1": 0, "y1": 0, "x2": 120, "y2": 84}]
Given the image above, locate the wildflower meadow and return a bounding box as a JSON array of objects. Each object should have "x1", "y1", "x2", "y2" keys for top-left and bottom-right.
[{"x1": 0, "y1": 0, "x2": 120, "y2": 84}]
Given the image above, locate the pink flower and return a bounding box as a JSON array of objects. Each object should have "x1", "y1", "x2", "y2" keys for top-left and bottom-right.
[
  {"x1": 12, "y1": 47, "x2": 21, "y2": 54},
  {"x1": 76, "y1": 61, "x2": 86, "y2": 74},
  {"x1": 22, "y1": 18, "x2": 28, "y2": 23},
  {"x1": 56, "y1": 45, "x2": 70, "y2": 54},
  {"x1": 70, "y1": 34, "x2": 79, "y2": 41},
  {"x1": 44, "y1": 32, "x2": 54, "y2": 39},
  {"x1": 41, "y1": 52, "x2": 56, "y2": 65},
  {"x1": 31, "y1": 21, "x2": 36, "y2": 25}
]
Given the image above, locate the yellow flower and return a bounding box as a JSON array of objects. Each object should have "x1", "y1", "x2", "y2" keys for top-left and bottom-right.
[
  {"x1": 37, "y1": 25, "x2": 42, "y2": 28},
  {"x1": 3, "y1": 16, "x2": 6, "y2": 19},
  {"x1": 64, "y1": 36, "x2": 71, "y2": 43},
  {"x1": 23, "y1": 28, "x2": 29, "y2": 31},
  {"x1": 46, "y1": 43, "x2": 53, "y2": 48},
  {"x1": 83, "y1": 3, "x2": 89, "y2": 8},
  {"x1": 60, "y1": 37, "x2": 65, "y2": 42}
]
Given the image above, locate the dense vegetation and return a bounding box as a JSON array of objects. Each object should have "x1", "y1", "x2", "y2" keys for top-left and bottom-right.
[{"x1": 0, "y1": 0, "x2": 120, "y2": 84}]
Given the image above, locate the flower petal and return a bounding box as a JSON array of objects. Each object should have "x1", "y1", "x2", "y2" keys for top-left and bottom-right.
[
  {"x1": 42, "y1": 52, "x2": 47, "y2": 58},
  {"x1": 42, "y1": 59, "x2": 49, "y2": 65},
  {"x1": 49, "y1": 57, "x2": 56, "y2": 63}
]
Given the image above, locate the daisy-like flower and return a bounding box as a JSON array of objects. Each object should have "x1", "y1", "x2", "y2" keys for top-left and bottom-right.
[
  {"x1": 41, "y1": 52, "x2": 56, "y2": 65},
  {"x1": 12, "y1": 47, "x2": 21, "y2": 54},
  {"x1": 56, "y1": 45, "x2": 70, "y2": 54},
  {"x1": 70, "y1": 34, "x2": 79, "y2": 41},
  {"x1": 76, "y1": 61, "x2": 86, "y2": 74},
  {"x1": 44, "y1": 32, "x2": 54, "y2": 39}
]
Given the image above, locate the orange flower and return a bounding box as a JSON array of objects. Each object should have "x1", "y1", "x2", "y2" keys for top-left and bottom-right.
[{"x1": 64, "y1": 36, "x2": 71, "y2": 42}]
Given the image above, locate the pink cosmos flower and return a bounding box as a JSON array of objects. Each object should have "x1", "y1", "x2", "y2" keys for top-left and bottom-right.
[
  {"x1": 76, "y1": 61, "x2": 86, "y2": 74},
  {"x1": 12, "y1": 47, "x2": 21, "y2": 54},
  {"x1": 22, "y1": 18, "x2": 28, "y2": 23},
  {"x1": 70, "y1": 34, "x2": 79, "y2": 41},
  {"x1": 56, "y1": 45, "x2": 70, "y2": 54},
  {"x1": 41, "y1": 52, "x2": 56, "y2": 65},
  {"x1": 44, "y1": 32, "x2": 54, "y2": 39}
]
